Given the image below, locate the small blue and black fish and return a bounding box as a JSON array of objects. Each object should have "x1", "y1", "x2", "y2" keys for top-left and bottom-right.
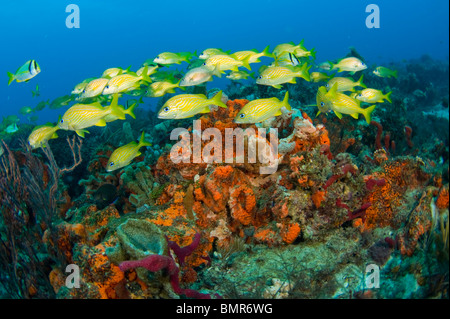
[{"x1": 7, "y1": 60, "x2": 41, "y2": 85}]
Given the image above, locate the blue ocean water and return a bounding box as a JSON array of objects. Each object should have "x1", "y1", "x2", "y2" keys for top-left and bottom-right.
[{"x1": 0, "y1": 0, "x2": 448, "y2": 124}]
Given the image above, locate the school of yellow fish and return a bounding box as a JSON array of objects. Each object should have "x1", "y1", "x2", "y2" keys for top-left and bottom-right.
[{"x1": 12, "y1": 40, "x2": 396, "y2": 171}]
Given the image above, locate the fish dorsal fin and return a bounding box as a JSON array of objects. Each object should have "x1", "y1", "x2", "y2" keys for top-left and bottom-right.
[{"x1": 327, "y1": 82, "x2": 339, "y2": 98}]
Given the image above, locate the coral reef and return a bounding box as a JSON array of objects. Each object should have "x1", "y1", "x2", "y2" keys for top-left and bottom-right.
[{"x1": 1, "y1": 55, "x2": 448, "y2": 300}]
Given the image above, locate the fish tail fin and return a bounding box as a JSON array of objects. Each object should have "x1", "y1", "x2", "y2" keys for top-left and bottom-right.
[
  {"x1": 327, "y1": 61, "x2": 335, "y2": 70},
  {"x1": 261, "y1": 45, "x2": 274, "y2": 59},
  {"x1": 7, "y1": 72, "x2": 14, "y2": 86},
  {"x1": 385, "y1": 91, "x2": 392, "y2": 103},
  {"x1": 296, "y1": 63, "x2": 311, "y2": 82},
  {"x1": 310, "y1": 48, "x2": 317, "y2": 59},
  {"x1": 210, "y1": 90, "x2": 227, "y2": 108},
  {"x1": 109, "y1": 94, "x2": 126, "y2": 120},
  {"x1": 282, "y1": 91, "x2": 291, "y2": 111},
  {"x1": 184, "y1": 51, "x2": 196, "y2": 61},
  {"x1": 138, "y1": 131, "x2": 152, "y2": 148},
  {"x1": 240, "y1": 55, "x2": 252, "y2": 71},
  {"x1": 175, "y1": 79, "x2": 186, "y2": 91},
  {"x1": 357, "y1": 74, "x2": 367, "y2": 88},
  {"x1": 249, "y1": 72, "x2": 256, "y2": 79},
  {"x1": 124, "y1": 100, "x2": 139, "y2": 119},
  {"x1": 139, "y1": 65, "x2": 152, "y2": 83},
  {"x1": 392, "y1": 70, "x2": 398, "y2": 79},
  {"x1": 124, "y1": 65, "x2": 132, "y2": 73},
  {"x1": 362, "y1": 104, "x2": 376, "y2": 124}
]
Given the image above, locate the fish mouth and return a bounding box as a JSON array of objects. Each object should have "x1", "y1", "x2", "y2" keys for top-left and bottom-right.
[{"x1": 158, "y1": 113, "x2": 178, "y2": 120}]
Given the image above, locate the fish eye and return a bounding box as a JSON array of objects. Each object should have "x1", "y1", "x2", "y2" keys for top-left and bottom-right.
[
  {"x1": 320, "y1": 102, "x2": 325, "y2": 107},
  {"x1": 109, "y1": 162, "x2": 114, "y2": 166},
  {"x1": 325, "y1": 84, "x2": 329, "y2": 88},
  {"x1": 105, "y1": 85, "x2": 109, "y2": 89},
  {"x1": 258, "y1": 76, "x2": 262, "y2": 79},
  {"x1": 203, "y1": 63, "x2": 206, "y2": 66},
  {"x1": 239, "y1": 113, "x2": 245, "y2": 118},
  {"x1": 82, "y1": 89, "x2": 85, "y2": 93},
  {"x1": 60, "y1": 119, "x2": 64, "y2": 123},
  {"x1": 164, "y1": 106, "x2": 169, "y2": 112}
]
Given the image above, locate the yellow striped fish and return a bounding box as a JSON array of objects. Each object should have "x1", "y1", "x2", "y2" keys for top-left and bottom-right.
[
  {"x1": 356, "y1": 88, "x2": 392, "y2": 104},
  {"x1": 158, "y1": 90, "x2": 227, "y2": 119},
  {"x1": 27, "y1": 124, "x2": 59, "y2": 149},
  {"x1": 153, "y1": 52, "x2": 195, "y2": 65},
  {"x1": 146, "y1": 80, "x2": 186, "y2": 97},
  {"x1": 106, "y1": 131, "x2": 152, "y2": 172},
  {"x1": 179, "y1": 65, "x2": 222, "y2": 86},
  {"x1": 293, "y1": 46, "x2": 316, "y2": 58},
  {"x1": 272, "y1": 41, "x2": 305, "y2": 58},
  {"x1": 226, "y1": 70, "x2": 254, "y2": 81},
  {"x1": 102, "y1": 66, "x2": 151, "y2": 95},
  {"x1": 136, "y1": 65, "x2": 158, "y2": 77},
  {"x1": 78, "y1": 78, "x2": 109, "y2": 99},
  {"x1": 199, "y1": 48, "x2": 229, "y2": 60},
  {"x1": 72, "y1": 82, "x2": 89, "y2": 95},
  {"x1": 329, "y1": 57, "x2": 367, "y2": 74},
  {"x1": 58, "y1": 96, "x2": 125, "y2": 137},
  {"x1": 311, "y1": 72, "x2": 332, "y2": 83},
  {"x1": 234, "y1": 91, "x2": 291, "y2": 124},
  {"x1": 323, "y1": 83, "x2": 376, "y2": 124},
  {"x1": 316, "y1": 86, "x2": 333, "y2": 116},
  {"x1": 204, "y1": 54, "x2": 251, "y2": 72},
  {"x1": 72, "y1": 77, "x2": 96, "y2": 94},
  {"x1": 102, "y1": 66, "x2": 130, "y2": 78},
  {"x1": 326, "y1": 75, "x2": 366, "y2": 92},
  {"x1": 256, "y1": 64, "x2": 311, "y2": 89},
  {"x1": 232, "y1": 46, "x2": 273, "y2": 63}
]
